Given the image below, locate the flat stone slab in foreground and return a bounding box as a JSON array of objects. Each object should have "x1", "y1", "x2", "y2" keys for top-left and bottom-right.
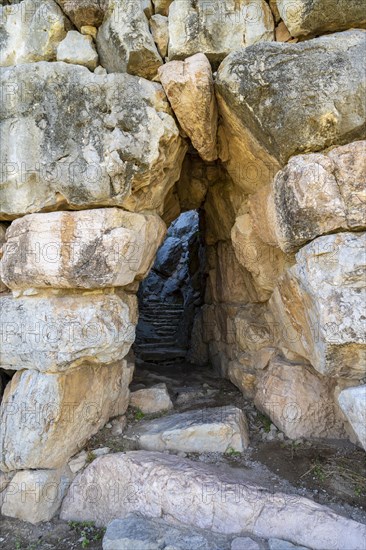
[
  {"x1": 61, "y1": 451, "x2": 366, "y2": 550},
  {"x1": 126, "y1": 405, "x2": 249, "y2": 452}
]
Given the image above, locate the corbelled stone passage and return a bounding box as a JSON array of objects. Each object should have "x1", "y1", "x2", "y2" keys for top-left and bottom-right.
[{"x1": 0, "y1": 0, "x2": 365, "y2": 548}]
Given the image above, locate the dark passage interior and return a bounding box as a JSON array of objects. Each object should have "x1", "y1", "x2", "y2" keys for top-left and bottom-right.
[{"x1": 133, "y1": 210, "x2": 206, "y2": 367}]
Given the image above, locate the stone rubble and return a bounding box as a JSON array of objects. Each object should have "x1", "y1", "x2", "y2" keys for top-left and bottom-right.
[{"x1": 130, "y1": 383, "x2": 173, "y2": 414}]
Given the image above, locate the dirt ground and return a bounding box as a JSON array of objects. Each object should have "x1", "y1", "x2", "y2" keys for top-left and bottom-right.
[{"x1": 1, "y1": 362, "x2": 365, "y2": 550}]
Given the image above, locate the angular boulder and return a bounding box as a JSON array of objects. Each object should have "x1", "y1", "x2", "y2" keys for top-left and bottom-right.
[
  {"x1": 56, "y1": 30, "x2": 99, "y2": 70},
  {"x1": 127, "y1": 406, "x2": 249, "y2": 453},
  {"x1": 215, "y1": 31, "x2": 366, "y2": 190},
  {"x1": 1, "y1": 209, "x2": 166, "y2": 290},
  {"x1": 129, "y1": 383, "x2": 173, "y2": 414},
  {"x1": 0, "y1": 290, "x2": 137, "y2": 372},
  {"x1": 269, "y1": 232, "x2": 366, "y2": 378},
  {"x1": 0, "y1": 0, "x2": 69, "y2": 67},
  {"x1": 254, "y1": 357, "x2": 347, "y2": 440},
  {"x1": 277, "y1": 0, "x2": 366, "y2": 38},
  {"x1": 338, "y1": 385, "x2": 366, "y2": 450},
  {"x1": 1, "y1": 466, "x2": 73, "y2": 523},
  {"x1": 0, "y1": 62, "x2": 186, "y2": 218},
  {"x1": 153, "y1": 0, "x2": 173, "y2": 16},
  {"x1": 159, "y1": 54, "x2": 218, "y2": 161},
  {"x1": 55, "y1": 0, "x2": 108, "y2": 28},
  {"x1": 168, "y1": 0, "x2": 274, "y2": 64},
  {"x1": 249, "y1": 141, "x2": 366, "y2": 253},
  {"x1": 149, "y1": 14, "x2": 169, "y2": 58},
  {"x1": 0, "y1": 360, "x2": 133, "y2": 471},
  {"x1": 96, "y1": 0, "x2": 163, "y2": 79},
  {"x1": 60, "y1": 451, "x2": 366, "y2": 549}
]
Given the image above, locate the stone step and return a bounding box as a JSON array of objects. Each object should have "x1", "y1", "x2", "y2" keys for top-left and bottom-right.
[
  {"x1": 138, "y1": 348, "x2": 187, "y2": 362},
  {"x1": 125, "y1": 405, "x2": 249, "y2": 453},
  {"x1": 60, "y1": 451, "x2": 366, "y2": 550}
]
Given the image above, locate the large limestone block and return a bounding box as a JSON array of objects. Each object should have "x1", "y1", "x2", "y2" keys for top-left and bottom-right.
[
  {"x1": 231, "y1": 213, "x2": 294, "y2": 300},
  {"x1": 204, "y1": 176, "x2": 243, "y2": 245},
  {"x1": 0, "y1": 360, "x2": 133, "y2": 471},
  {"x1": 168, "y1": 0, "x2": 274, "y2": 64},
  {"x1": 1, "y1": 466, "x2": 73, "y2": 523},
  {"x1": 277, "y1": 0, "x2": 366, "y2": 38},
  {"x1": 149, "y1": 14, "x2": 169, "y2": 58},
  {"x1": 60, "y1": 451, "x2": 366, "y2": 549},
  {"x1": 338, "y1": 385, "x2": 366, "y2": 450},
  {"x1": 249, "y1": 141, "x2": 366, "y2": 253},
  {"x1": 130, "y1": 383, "x2": 173, "y2": 414},
  {"x1": 96, "y1": 0, "x2": 163, "y2": 79},
  {"x1": 57, "y1": 30, "x2": 99, "y2": 70},
  {"x1": 0, "y1": 62, "x2": 187, "y2": 219},
  {"x1": 153, "y1": 0, "x2": 173, "y2": 16},
  {"x1": 215, "y1": 31, "x2": 366, "y2": 190},
  {"x1": 1, "y1": 209, "x2": 166, "y2": 290},
  {"x1": 127, "y1": 406, "x2": 249, "y2": 452},
  {"x1": 159, "y1": 54, "x2": 218, "y2": 161},
  {"x1": 0, "y1": 0, "x2": 70, "y2": 66},
  {"x1": 254, "y1": 357, "x2": 347, "y2": 440},
  {"x1": 0, "y1": 290, "x2": 137, "y2": 372},
  {"x1": 269, "y1": 232, "x2": 366, "y2": 378},
  {"x1": 55, "y1": 0, "x2": 108, "y2": 28}
]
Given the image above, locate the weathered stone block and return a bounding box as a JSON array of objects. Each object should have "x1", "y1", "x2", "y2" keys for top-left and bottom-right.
[
  {"x1": 0, "y1": 62, "x2": 186, "y2": 218},
  {"x1": 55, "y1": 0, "x2": 108, "y2": 28},
  {"x1": 56, "y1": 30, "x2": 99, "y2": 70},
  {"x1": 0, "y1": 360, "x2": 133, "y2": 471},
  {"x1": 1, "y1": 209, "x2": 166, "y2": 290},
  {"x1": 0, "y1": 290, "x2": 137, "y2": 372},
  {"x1": 338, "y1": 385, "x2": 366, "y2": 450}
]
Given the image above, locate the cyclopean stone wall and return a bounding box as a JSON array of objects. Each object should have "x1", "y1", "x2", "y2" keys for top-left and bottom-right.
[{"x1": 0, "y1": 0, "x2": 365, "y2": 519}]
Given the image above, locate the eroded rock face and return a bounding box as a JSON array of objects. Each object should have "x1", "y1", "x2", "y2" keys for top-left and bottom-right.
[
  {"x1": 0, "y1": 360, "x2": 133, "y2": 471},
  {"x1": 60, "y1": 451, "x2": 366, "y2": 549},
  {"x1": 216, "y1": 30, "x2": 366, "y2": 189},
  {"x1": 159, "y1": 54, "x2": 218, "y2": 162},
  {"x1": 269, "y1": 232, "x2": 366, "y2": 378},
  {"x1": 127, "y1": 406, "x2": 250, "y2": 453},
  {"x1": 55, "y1": 0, "x2": 108, "y2": 28},
  {"x1": 0, "y1": 62, "x2": 186, "y2": 219},
  {"x1": 168, "y1": 0, "x2": 274, "y2": 64},
  {"x1": 0, "y1": 291, "x2": 137, "y2": 372},
  {"x1": 277, "y1": 0, "x2": 366, "y2": 38},
  {"x1": 0, "y1": 0, "x2": 70, "y2": 66},
  {"x1": 249, "y1": 141, "x2": 366, "y2": 253},
  {"x1": 338, "y1": 385, "x2": 366, "y2": 450},
  {"x1": 1, "y1": 209, "x2": 166, "y2": 289},
  {"x1": 254, "y1": 356, "x2": 347, "y2": 440},
  {"x1": 96, "y1": 0, "x2": 163, "y2": 79},
  {"x1": 1, "y1": 466, "x2": 73, "y2": 523}
]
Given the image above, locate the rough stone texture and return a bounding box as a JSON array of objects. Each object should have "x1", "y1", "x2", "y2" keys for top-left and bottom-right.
[
  {"x1": 60, "y1": 451, "x2": 366, "y2": 549},
  {"x1": 0, "y1": 0, "x2": 70, "y2": 66},
  {"x1": 216, "y1": 31, "x2": 366, "y2": 190},
  {"x1": 0, "y1": 62, "x2": 186, "y2": 219},
  {"x1": 249, "y1": 141, "x2": 366, "y2": 253},
  {"x1": 0, "y1": 360, "x2": 133, "y2": 471},
  {"x1": 159, "y1": 54, "x2": 218, "y2": 162},
  {"x1": 231, "y1": 538, "x2": 261, "y2": 550},
  {"x1": 149, "y1": 14, "x2": 168, "y2": 58},
  {"x1": 96, "y1": 0, "x2": 163, "y2": 79},
  {"x1": 153, "y1": 0, "x2": 173, "y2": 16},
  {"x1": 168, "y1": 0, "x2": 274, "y2": 65},
  {"x1": 268, "y1": 540, "x2": 308, "y2": 550},
  {"x1": 338, "y1": 385, "x2": 366, "y2": 450},
  {"x1": 129, "y1": 383, "x2": 173, "y2": 414},
  {"x1": 0, "y1": 290, "x2": 137, "y2": 373},
  {"x1": 57, "y1": 30, "x2": 98, "y2": 70},
  {"x1": 277, "y1": 0, "x2": 366, "y2": 38},
  {"x1": 254, "y1": 356, "x2": 347, "y2": 440},
  {"x1": 103, "y1": 515, "x2": 231, "y2": 550},
  {"x1": 175, "y1": 154, "x2": 213, "y2": 211},
  {"x1": 1, "y1": 466, "x2": 73, "y2": 523},
  {"x1": 231, "y1": 213, "x2": 294, "y2": 300},
  {"x1": 127, "y1": 406, "x2": 249, "y2": 453},
  {"x1": 1, "y1": 209, "x2": 166, "y2": 290},
  {"x1": 55, "y1": 0, "x2": 108, "y2": 28},
  {"x1": 269, "y1": 232, "x2": 366, "y2": 378},
  {"x1": 0, "y1": 224, "x2": 8, "y2": 292}
]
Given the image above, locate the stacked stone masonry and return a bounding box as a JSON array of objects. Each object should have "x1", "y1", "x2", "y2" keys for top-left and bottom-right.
[{"x1": 0, "y1": 0, "x2": 365, "y2": 534}]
